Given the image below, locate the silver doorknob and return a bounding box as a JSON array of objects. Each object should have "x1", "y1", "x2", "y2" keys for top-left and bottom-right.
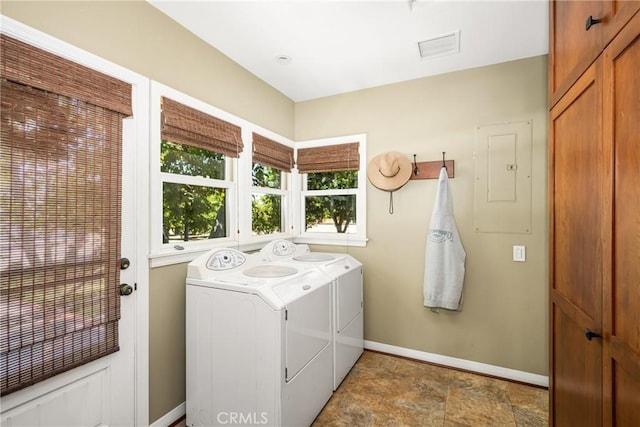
[{"x1": 120, "y1": 283, "x2": 134, "y2": 296}]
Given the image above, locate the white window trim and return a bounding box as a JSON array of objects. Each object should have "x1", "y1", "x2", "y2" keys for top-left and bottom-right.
[
  {"x1": 246, "y1": 125, "x2": 295, "y2": 242},
  {"x1": 149, "y1": 82, "x2": 295, "y2": 267},
  {"x1": 294, "y1": 134, "x2": 367, "y2": 247},
  {"x1": 149, "y1": 82, "x2": 240, "y2": 265}
]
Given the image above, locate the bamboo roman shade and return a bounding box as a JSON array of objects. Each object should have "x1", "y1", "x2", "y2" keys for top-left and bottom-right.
[
  {"x1": 161, "y1": 97, "x2": 243, "y2": 157},
  {"x1": 296, "y1": 142, "x2": 360, "y2": 173},
  {"x1": 0, "y1": 34, "x2": 132, "y2": 116},
  {"x1": 1, "y1": 35, "x2": 131, "y2": 396},
  {"x1": 252, "y1": 132, "x2": 294, "y2": 171}
]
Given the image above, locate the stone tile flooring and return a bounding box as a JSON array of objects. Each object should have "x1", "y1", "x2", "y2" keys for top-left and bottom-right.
[
  {"x1": 175, "y1": 350, "x2": 548, "y2": 427},
  {"x1": 311, "y1": 350, "x2": 548, "y2": 427}
]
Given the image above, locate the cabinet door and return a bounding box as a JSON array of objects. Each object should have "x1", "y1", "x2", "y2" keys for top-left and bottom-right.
[
  {"x1": 549, "y1": 60, "x2": 604, "y2": 426},
  {"x1": 549, "y1": 1, "x2": 640, "y2": 106},
  {"x1": 602, "y1": 12, "x2": 640, "y2": 427},
  {"x1": 602, "y1": 1, "x2": 640, "y2": 48},
  {"x1": 549, "y1": 0, "x2": 603, "y2": 104}
]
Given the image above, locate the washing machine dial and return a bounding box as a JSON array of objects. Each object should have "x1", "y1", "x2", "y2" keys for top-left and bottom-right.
[
  {"x1": 206, "y1": 250, "x2": 246, "y2": 270},
  {"x1": 273, "y1": 240, "x2": 296, "y2": 256}
]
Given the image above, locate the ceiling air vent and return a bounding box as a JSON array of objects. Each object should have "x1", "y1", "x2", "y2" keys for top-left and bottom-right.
[{"x1": 418, "y1": 30, "x2": 460, "y2": 59}]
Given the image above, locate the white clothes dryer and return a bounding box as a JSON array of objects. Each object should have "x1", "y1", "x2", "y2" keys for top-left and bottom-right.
[
  {"x1": 260, "y1": 240, "x2": 364, "y2": 390},
  {"x1": 186, "y1": 248, "x2": 334, "y2": 427}
]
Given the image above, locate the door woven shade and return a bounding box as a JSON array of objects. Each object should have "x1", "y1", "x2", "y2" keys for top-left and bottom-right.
[
  {"x1": 1, "y1": 34, "x2": 130, "y2": 396},
  {"x1": 0, "y1": 34, "x2": 132, "y2": 116}
]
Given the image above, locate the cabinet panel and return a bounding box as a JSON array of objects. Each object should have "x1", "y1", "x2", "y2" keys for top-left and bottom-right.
[
  {"x1": 552, "y1": 305, "x2": 602, "y2": 427},
  {"x1": 602, "y1": 12, "x2": 640, "y2": 426},
  {"x1": 550, "y1": 62, "x2": 603, "y2": 321},
  {"x1": 602, "y1": 1, "x2": 640, "y2": 47},
  {"x1": 549, "y1": 58, "x2": 605, "y2": 427},
  {"x1": 612, "y1": 361, "x2": 640, "y2": 426},
  {"x1": 550, "y1": 2, "x2": 640, "y2": 426},
  {"x1": 611, "y1": 26, "x2": 640, "y2": 356},
  {"x1": 549, "y1": 1, "x2": 640, "y2": 106},
  {"x1": 549, "y1": 0, "x2": 603, "y2": 102}
]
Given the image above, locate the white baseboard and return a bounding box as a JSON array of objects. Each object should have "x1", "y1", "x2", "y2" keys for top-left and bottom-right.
[
  {"x1": 150, "y1": 402, "x2": 186, "y2": 427},
  {"x1": 364, "y1": 340, "x2": 548, "y2": 387}
]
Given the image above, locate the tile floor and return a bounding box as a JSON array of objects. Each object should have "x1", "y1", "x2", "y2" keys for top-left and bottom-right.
[
  {"x1": 174, "y1": 350, "x2": 548, "y2": 427},
  {"x1": 312, "y1": 351, "x2": 548, "y2": 427}
]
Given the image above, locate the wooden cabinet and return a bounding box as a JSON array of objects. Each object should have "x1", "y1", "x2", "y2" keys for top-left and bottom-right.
[
  {"x1": 549, "y1": 3, "x2": 640, "y2": 426},
  {"x1": 549, "y1": 0, "x2": 639, "y2": 106}
]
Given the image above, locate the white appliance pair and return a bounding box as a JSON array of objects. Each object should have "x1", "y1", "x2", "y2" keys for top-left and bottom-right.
[{"x1": 185, "y1": 242, "x2": 363, "y2": 427}]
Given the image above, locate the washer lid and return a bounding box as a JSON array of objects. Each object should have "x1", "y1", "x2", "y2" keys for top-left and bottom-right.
[
  {"x1": 292, "y1": 253, "x2": 335, "y2": 262},
  {"x1": 243, "y1": 265, "x2": 298, "y2": 278}
]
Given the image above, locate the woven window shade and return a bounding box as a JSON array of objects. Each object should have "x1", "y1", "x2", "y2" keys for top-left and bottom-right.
[
  {"x1": 0, "y1": 34, "x2": 132, "y2": 116},
  {"x1": 1, "y1": 35, "x2": 130, "y2": 396},
  {"x1": 296, "y1": 142, "x2": 360, "y2": 173},
  {"x1": 161, "y1": 97, "x2": 243, "y2": 157},
  {"x1": 252, "y1": 133, "x2": 294, "y2": 171}
]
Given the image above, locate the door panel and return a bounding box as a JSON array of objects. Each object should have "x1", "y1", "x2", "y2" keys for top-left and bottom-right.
[
  {"x1": 550, "y1": 58, "x2": 604, "y2": 426},
  {"x1": 1, "y1": 109, "x2": 137, "y2": 427},
  {"x1": 1, "y1": 368, "x2": 109, "y2": 426}
]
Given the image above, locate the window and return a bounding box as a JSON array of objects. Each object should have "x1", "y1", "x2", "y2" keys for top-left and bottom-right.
[
  {"x1": 296, "y1": 135, "x2": 367, "y2": 246},
  {"x1": 150, "y1": 83, "x2": 242, "y2": 261},
  {"x1": 251, "y1": 132, "x2": 293, "y2": 237},
  {"x1": 161, "y1": 141, "x2": 228, "y2": 242},
  {"x1": 149, "y1": 82, "x2": 360, "y2": 265}
]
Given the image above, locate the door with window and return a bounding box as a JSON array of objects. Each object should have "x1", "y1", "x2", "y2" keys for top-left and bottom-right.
[{"x1": 1, "y1": 32, "x2": 141, "y2": 426}]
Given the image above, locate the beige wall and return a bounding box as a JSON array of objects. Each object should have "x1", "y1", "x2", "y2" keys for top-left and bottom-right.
[
  {"x1": 2, "y1": 1, "x2": 295, "y2": 423},
  {"x1": 3, "y1": 1, "x2": 548, "y2": 423},
  {"x1": 148, "y1": 263, "x2": 188, "y2": 424},
  {"x1": 296, "y1": 55, "x2": 549, "y2": 376}
]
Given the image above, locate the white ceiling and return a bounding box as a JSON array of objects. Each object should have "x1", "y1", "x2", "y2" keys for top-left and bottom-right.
[{"x1": 148, "y1": 0, "x2": 549, "y2": 102}]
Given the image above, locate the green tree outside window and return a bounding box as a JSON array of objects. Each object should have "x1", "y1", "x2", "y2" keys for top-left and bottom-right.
[
  {"x1": 161, "y1": 141, "x2": 227, "y2": 242},
  {"x1": 306, "y1": 171, "x2": 358, "y2": 233}
]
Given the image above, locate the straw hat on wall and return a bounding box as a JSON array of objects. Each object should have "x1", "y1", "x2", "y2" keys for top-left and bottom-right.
[{"x1": 367, "y1": 151, "x2": 412, "y2": 192}]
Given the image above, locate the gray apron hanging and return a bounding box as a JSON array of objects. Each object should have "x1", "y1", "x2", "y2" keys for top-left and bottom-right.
[{"x1": 423, "y1": 167, "x2": 466, "y2": 311}]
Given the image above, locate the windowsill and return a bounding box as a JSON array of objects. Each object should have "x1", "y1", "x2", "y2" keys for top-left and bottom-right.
[
  {"x1": 147, "y1": 234, "x2": 295, "y2": 268},
  {"x1": 293, "y1": 235, "x2": 368, "y2": 247}
]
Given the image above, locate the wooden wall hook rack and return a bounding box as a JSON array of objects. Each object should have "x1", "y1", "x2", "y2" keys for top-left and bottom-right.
[{"x1": 410, "y1": 153, "x2": 455, "y2": 180}]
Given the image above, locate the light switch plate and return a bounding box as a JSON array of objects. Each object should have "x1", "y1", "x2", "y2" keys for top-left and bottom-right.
[{"x1": 513, "y1": 245, "x2": 526, "y2": 262}]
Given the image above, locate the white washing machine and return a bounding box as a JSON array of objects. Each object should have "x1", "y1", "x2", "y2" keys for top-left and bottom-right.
[
  {"x1": 186, "y1": 248, "x2": 334, "y2": 427},
  {"x1": 260, "y1": 240, "x2": 364, "y2": 390}
]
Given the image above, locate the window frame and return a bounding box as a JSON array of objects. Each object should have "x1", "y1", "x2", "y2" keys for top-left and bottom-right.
[
  {"x1": 247, "y1": 126, "x2": 294, "y2": 243},
  {"x1": 294, "y1": 134, "x2": 367, "y2": 247},
  {"x1": 150, "y1": 82, "x2": 240, "y2": 266},
  {"x1": 149, "y1": 82, "x2": 295, "y2": 266}
]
